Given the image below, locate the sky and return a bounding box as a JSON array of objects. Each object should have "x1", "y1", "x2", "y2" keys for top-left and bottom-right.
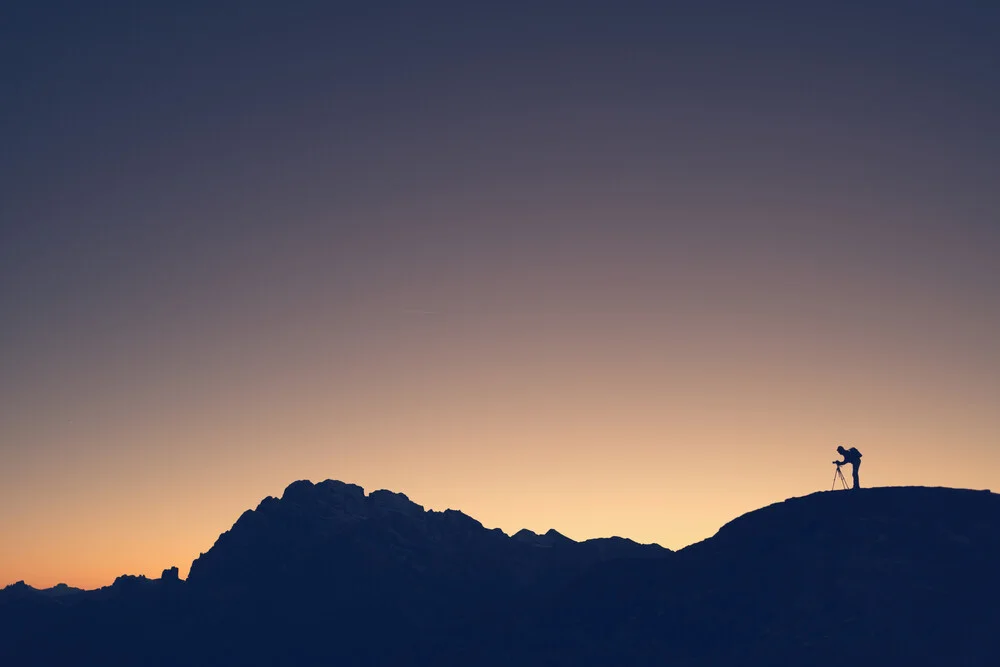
[{"x1": 2, "y1": 1, "x2": 998, "y2": 589}]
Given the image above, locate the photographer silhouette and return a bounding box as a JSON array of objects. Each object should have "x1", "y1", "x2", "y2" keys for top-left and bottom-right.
[{"x1": 833, "y1": 445, "x2": 863, "y2": 489}]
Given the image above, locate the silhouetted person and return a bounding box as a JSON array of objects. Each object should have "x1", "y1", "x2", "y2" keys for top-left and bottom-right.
[{"x1": 833, "y1": 445, "x2": 862, "y2": 489}]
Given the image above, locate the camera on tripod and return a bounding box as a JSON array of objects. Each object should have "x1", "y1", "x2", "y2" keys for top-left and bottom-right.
[{"x1": 831, "y1": 461, "x2": 849, "y2": 489}]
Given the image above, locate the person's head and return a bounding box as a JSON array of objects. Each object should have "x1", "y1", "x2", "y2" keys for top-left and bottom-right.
[{"x1": 837, "y1": 446, "x2": 847, "y2": 455}]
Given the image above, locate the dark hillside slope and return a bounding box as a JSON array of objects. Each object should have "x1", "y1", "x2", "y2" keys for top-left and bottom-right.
[{"x1": 475, "y1": 486, "x2": 1000, "y2": 667}]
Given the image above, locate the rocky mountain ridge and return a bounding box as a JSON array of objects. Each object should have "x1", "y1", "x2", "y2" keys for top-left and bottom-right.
[{"x1": 2, "y1": 483, "x2": 998, "y2": 666}]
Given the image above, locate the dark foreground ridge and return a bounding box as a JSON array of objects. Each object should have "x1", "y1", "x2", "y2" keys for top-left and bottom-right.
[{"x1": 3, "y1": 483, "x2": 998, "y2": 666}]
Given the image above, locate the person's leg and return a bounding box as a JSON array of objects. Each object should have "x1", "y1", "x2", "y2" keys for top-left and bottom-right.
[{"x1": 852, "y1": 461, "x2": 860, "y2": 489}]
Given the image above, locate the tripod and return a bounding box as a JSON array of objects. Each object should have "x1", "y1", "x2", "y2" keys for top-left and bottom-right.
[{"x1": 831, "y1": 464, "x2": 850, "y2": 490}]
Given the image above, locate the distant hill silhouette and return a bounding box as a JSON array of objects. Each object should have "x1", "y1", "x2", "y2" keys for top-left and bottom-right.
[
  {"x1": 2, "y1": 482, "x2": 998, "y2": 666},
  {"x1": 0, "y1": 581, "x2": 85, "y2": 599}
]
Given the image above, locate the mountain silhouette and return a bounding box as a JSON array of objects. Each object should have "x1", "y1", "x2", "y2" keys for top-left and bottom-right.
[
  {"x1": 2, "y1": 482, "x2": 998, "y2": 666},
  {"x1": 0, "y1": 581, "x2": 85, "y2": 600}
]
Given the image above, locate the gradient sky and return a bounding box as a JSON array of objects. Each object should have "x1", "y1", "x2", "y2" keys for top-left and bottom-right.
[{"x1": 2, "y1": 1, "x2": 998, "y2": 589}]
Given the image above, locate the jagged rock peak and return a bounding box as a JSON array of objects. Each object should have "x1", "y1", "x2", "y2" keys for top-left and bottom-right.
[
  {"x1": 42, "y1": 583, "x2": 85, "y2": 597},
  {"x1": 110, "y1": 574, "x2": 152, "y2": 591},
  {"x1": 316, "y1": 479, "x2": 366, "y2": 496},
  {"x1": 275, "y1": 479, "x2": 427, "y2": 518},
  {"x1": 2, "y1": 580, "x2": 31, "y2": 592},
  {"x1": 544, "y1": 528, "x2": 574, "y2": 543},
  {"x1": 513, "y1": 528, "x2": 539, "y2": 541},
  {"x1": 441, "y1": 508, "x2": 483, "y2": 526},
  {"x1": 513, "y1": 528, "x2": 576, "y2": 546},
  {"x1": 280, "y1": 479, "x2": 367, "y2": 502},
  {"x1": 369, "y1": 489, "x2": 424, "y2": 516}
]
